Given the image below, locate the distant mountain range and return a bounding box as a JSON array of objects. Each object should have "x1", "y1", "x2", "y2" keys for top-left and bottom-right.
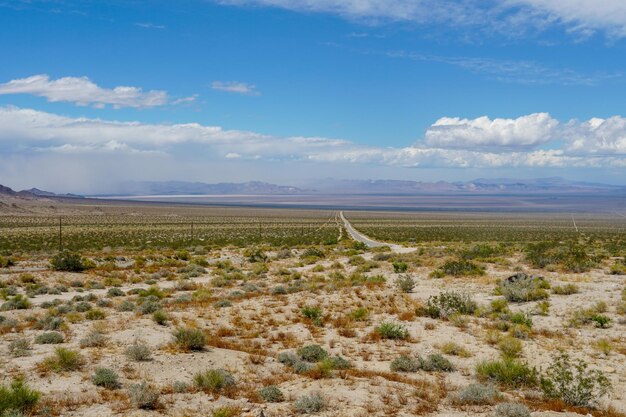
[{"x1": 1, "y1": 177, "x2": 624, "y2": 200}]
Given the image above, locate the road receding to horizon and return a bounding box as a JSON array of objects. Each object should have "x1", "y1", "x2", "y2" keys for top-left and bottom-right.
[{"x1": 339, "y1": 211, "x2": 414, "y2": 253}]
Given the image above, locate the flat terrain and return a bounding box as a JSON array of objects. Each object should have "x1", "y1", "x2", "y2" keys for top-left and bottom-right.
[{"x1": 0, "y1": 197, "x2": 625, "y2": 417}]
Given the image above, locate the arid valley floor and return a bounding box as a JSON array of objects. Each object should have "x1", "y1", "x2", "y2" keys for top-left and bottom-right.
[{"x1": 1, "y1": 195, "x2": 625, "y2": 417}]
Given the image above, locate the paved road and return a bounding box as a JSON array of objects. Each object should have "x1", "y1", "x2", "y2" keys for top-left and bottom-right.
[{"x1": 339, "y1": 211, "x2": 414, "y2": 253}]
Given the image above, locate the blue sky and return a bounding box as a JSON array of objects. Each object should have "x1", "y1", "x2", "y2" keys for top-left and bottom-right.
[{"x1": 0, "y1": 0, "x2": 625, "y2": 192}]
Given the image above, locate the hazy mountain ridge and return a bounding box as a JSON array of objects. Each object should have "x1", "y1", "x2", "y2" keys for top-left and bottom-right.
[{"x1": 1, "y1": 177, "x2": 624, "y2": 199}]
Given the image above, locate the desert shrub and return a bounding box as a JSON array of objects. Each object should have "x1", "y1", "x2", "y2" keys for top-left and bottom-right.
[
  {"x1": 116, "y1": 300, "x2": 135, "y2": 312},
  {"x1": 552, "y1": 284, "x2": 579, "y2": 295},
  {"x1": 476, "y1": 359, "x2": 537, "y2": 388},
  {"x1": 350, "y1": 307, "x2": 369, "y2": 321},
  {"x1": 569, "y1": 303, "x2": 613, "y2": 328},
  {"x1": 152, "y1": 310, "x2": 168, "y2": 325},
  {"x1": 128, "y1": 382, "x2": 159, "y2": 409},
  {"x1": 540, "y1": 352, "x2": 611, "y2": 407},
  {"x1": 498, "y1": 336, "x2": 523, "y2": 359},
  {"x1": 85, "y1": 308, "x2": 106, "y2": 320},
  {"x1": 395, "y1": 274, "x2": 415, "y2": 293},
  {"x1": 212, "y1": 406, "x2": 241, "y2": 417},
  {"x1": 435, "y1": 259, "x2": 485, "y2": 277},
  {"x1": 125, "y1": 341, "x2": 152, "y2": 362},
  {"x1": 294, "y1": 391, "x2": 326, "y2": 414},
  {"x1": 214, "y1": 299, "x2": 232, "y2": 308},
  {"x1": 0, "y1": 378, "x2": 41, "y2": 415},
  {"x1": 609, "y1": 259, "x2": 626, "y2": 275},
  {"x1": 424, "y1": 291, "x2": 477, "y2": 319},
  {"x1": 301, "y1": 248, "x2": 325, "y2": 259},
  {"x1": 172, "y1": 381, "x2": 189, "y2": 393},
  {"x1": 525, "y1": 242, "x2": 598, "y2": 272},
  {"x1": 494, "y1": 403, "x2": 530, "y2": 417},
  {"x1": 35, "y1": 331, "x2": 64, "y2": 344},
  {"x1": 193, "y1": 369, "x2": 235, "y2": 392},
  {"x1": 392, "y1": 261, "x2": 408, "y2": 273},
  {"x1": 75, "y1": 301, "x2": 92, "y2": 312},
  {"x1": 327, "y1": 356, "x2": 351, "y2": 370},
  {"x1": 107, "y1": 287, "x2": 124, "y2": 297},
  {"x1": 300, "y1": 306, "x2": 323, "y2": 326},
  {"x1": 292, "y1": 360, "x2": 314, "y2": 374},
  {"x1": 419, "y1": 353, "x2": 455, "y2": 372},
  {"x1": 0, "y1": 256, "x2": 15, "y2": 268},
  {"x1": 244, "y1": 247, "x2": 267, "y2": 263},
  {"x1": 92, "y1": 367, "x2": 121, "y2": 389},
  {"x1": 8, "y1": 339, "x2": 32, "y2": 357},
  {"x1": 376, "y1": 322, "x2": 409, "y2": 340},
  {"x1": 79, "y1": 331, "x2": 107, "y2": 348},
  {"x1": 1, "y1": 295, "x2": 31, "y2": 311},
  {"x1": 390, "y1": 355, "x2": 419, "y2": 372},
  {"x1": 297, "y1": 344, "x2": 328, "y2": 362},
  {"x1": 42, "y1": 347, "x2": 84, "y2": 372},
  {"x1": 259, "y1": 385, "x2": 284, "y2": 402},
  {"x1": 138, "y1": 300, "x2": 160, "y2": 315},
  {"x1": 497, "y1": 274, "x2": 550, "y2": 303},
  {"x1": 440, "y1": 342, "x2": 471, "y2": 357},
  {"x1": 173, "y1": 327, "x2": 207, "y2": 351},
  {"x1": 50, "y1": 251, "x2": 86, "y2": 272},
  {"x1": 451, "y1": 383, "x2": 499, "y2": 405},
  {"x1": 277, "y1": 352, "x2": 299, "y2": 367},
  {"x1": 460, "y1": 244, "x2": 508, "y2": 260}
]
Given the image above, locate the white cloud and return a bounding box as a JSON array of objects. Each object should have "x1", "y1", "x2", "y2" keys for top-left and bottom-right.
[
  {"x1": 0, "y1": 74, "x2": 178, "y2": 109},
  {"x1": 0, "y1": 106, "x2": 624, "y2": 171},
  {"x1": 221, "y1": 0, "x2": 626, "y2": 39},
  {"x1": 135, "y1": 22, "x2": 166, "y2": 29},
  {"x1": 211, "y1": 81, "x2": 260, "y2": 96},
  {"x1": 424, "y1": 113, "x2": 559, "y2": 150},
  {"x1": 511, "y1": 0, "x2": 626, "y2": 38}
]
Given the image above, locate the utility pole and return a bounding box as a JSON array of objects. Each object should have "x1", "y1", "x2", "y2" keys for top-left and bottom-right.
[{"x1": 59, "y1": 216, "x2": 63, "y2": 252}]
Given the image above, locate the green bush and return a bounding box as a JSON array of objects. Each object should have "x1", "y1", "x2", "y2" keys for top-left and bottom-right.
[
  {"x1": 297, "y1": 344, "x2": 328, "y2": 362},
  {"x1": 259, "y1": 385, "x2": 284, "y2": 403},
  {"x1": 294, "y1": 391, "x2": 326, "y2": 414},
  {"x1": 424, "y1": 291, "x2": 477, "y2": 319},
  {"x1": 451, "y1": 383, "x2": 499, "y2": 405},
  {"x1": 525, "y1": 242, "x2": 598, "y2": 272},
  {"x1": 92, "y1": 367, "x2": 121, "y2": 389},
  {"x1": 552, "y1": 284, "x2": 579, "y2": 295},
  {"x1": 300, "y1": 306, "x2": 323, "y2": 325},
  {"x1": 376, "y1": 322, "x2": 409, "y2": 340},
  {"x1": 390, "y1": 355, "x2": 419, "y2": 372},
  {"x1": 435, "y1": 259, "x2": 485, "y2": 277},
  {"x1": 476, "y1": 359, "x2": 537, "y2": 388},
  {"x1": 0, "y1": 378, "x2": 41, "y2": 415},
  {"x1": 193, "y1": 369, "x2": 235, "y2": 392},
  {"x1": 540, "y1": 353, "x2": 611, "y2": 407},
  {"x1": 42, "y1": 347, "x2": 84, "y2": 372},
  {"x1": 128, "y1": 382, "x2": 159, "y2": 409},
  {"x1": 50, "y1": 251, "x2": 86, "y2": 272},
  {"x1": 35, "y1": 331, "x2": 64, "y2": 344},
  {"x1": 85, "y1": 309, "x2": 106, "y2": 320},
  {"x1": 0, "y1": 256, "x2": 15, "y2": 268},
  {"x1": 392, "y1": 261, "x2": 408, "y2": 273},
  {"x1": 498, "y1": 336, "x2": 523, "y2": 359},
  {"x1": 1, "y1": 295, "x2": 31, "y2": 311},
  {"x1": 173, "y1": 327, "x2": 207, "y2": 351},
  {"x1": 419, "y1": 354, "x2": 455, "y2": 372},
  {"x1": 152, "y1": 310, "x2": 168, "y2": 325},
  {"x1": 395, "y1": 274, "x2": 415, "y2": 293}
]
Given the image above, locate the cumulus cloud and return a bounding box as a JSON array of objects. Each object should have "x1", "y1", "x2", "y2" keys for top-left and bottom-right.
[
  {"x1": 0, "y1": 106, "x2": 624, "y2": 172},
  {"x1": 0, "y1": 74, "x2": 187, "y2": 109},
  {"x1": 211, "y1": 81, "x2": 260, "y2": 96},
  {"x1": 424, "y1": 113, "x2": 559, "y2": 150}
]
